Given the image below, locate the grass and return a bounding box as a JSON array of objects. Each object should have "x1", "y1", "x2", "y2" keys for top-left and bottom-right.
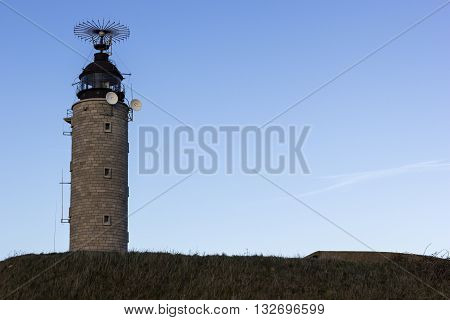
[{"x1": 0, "y1": 251, "x2": 449, "y2": 299}]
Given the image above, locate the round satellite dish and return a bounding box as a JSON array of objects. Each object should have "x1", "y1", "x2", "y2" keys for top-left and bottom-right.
[
  {"x1": 106, "y1": 92, "x2": 118, "y2": 105},
  {"x1": 130, "y1": 99, "x2": 142, "y2": 111}
]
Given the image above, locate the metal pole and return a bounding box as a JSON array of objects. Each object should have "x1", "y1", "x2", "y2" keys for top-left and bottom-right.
[{"x1": 61, "y1": 169, "x2": 64, "y2": 222}]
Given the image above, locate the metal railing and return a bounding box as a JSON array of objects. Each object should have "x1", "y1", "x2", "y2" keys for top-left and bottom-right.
[
  {"x1": 76, "y1": 81, "x2": 125, "y2": 94},
  {"x1": 75, "y1": 72, "x2": 125, "y2": 95}
]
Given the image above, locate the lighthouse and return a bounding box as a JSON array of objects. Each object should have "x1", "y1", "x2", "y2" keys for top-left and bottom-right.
[{"x1": 64, "y1": 20, "x2": 141, "y2": 252}]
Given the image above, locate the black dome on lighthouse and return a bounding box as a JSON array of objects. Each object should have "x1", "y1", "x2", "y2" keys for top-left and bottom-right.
[{"x1": 79, "y1": 53, "x2": 123, "y2": 80}]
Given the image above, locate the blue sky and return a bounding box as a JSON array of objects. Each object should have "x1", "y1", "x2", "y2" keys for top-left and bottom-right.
[{"x1": 0, "y1": 0, "x2": 449, "y2": 259}]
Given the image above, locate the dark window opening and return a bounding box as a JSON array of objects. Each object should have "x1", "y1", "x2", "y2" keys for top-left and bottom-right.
[
  {"x1": 104, "y1": 167, "x2": 112, "y2": 178},
  {"x1": 103, "y1": 215, "x2": 111, "y2": 226},
  {"x1": 104, "y1": 122, "x2": 112, "y2": 132}
]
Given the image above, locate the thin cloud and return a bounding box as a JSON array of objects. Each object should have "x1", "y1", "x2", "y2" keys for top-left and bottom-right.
[{"x1": 299, "y1": 160, "x2": 450, "y2": 198}]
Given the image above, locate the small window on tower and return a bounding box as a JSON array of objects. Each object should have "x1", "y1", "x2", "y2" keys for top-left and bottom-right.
[
  {"x1": 104, "y1": 167, "x2": 112, "y2": 178},
  {"x1": 104, "y1": 122, "x2": 112, "y2": 132},
  {"x1": 103, "y1": 215, "x2": 111, "y2": 226}
]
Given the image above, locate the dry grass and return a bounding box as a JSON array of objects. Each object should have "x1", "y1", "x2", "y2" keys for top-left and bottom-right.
[{"x1": 0, "y1": 251, "x2": 449, "y2": 299}]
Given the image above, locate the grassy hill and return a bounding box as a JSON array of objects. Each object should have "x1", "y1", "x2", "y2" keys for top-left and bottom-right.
[{"x1": 0, "y1": 251, "x2": 449, "y2": 299}]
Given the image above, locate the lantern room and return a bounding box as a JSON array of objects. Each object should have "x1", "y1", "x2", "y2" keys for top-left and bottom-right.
[{"x1": 76, "y1": 52, "x2": 125, "y2": 101}]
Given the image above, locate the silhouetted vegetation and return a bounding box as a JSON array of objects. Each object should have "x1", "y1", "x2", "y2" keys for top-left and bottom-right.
[{"x1": 0, "y1": 252, "x2": 449, "y2": 299}]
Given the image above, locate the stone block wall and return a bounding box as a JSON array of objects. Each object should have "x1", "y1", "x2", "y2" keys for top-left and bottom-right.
[{"x1": 69, "y1": 98, "x2": 129, "y2": 252}]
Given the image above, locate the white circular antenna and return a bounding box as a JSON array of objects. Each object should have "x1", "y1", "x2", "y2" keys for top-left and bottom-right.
[
  {"x1": 106, "y1": 92, "x2": 118, "y2": 105},
  {"x1": 130, "y1": 99, "x2": 142, "y2": 111}
]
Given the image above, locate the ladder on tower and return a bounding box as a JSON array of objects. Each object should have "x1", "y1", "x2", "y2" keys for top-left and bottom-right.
[{"x1": 60, "y1": 170, "x2": 71, "y2": 224}]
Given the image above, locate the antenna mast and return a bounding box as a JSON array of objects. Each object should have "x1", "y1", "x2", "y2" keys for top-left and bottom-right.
[{"x1": 74, "y1": 19, "x2": 130, "y2": 54}]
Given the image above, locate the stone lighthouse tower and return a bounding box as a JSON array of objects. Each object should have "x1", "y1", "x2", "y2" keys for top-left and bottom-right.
[{"x1": 65, "y1": 20, "x2": 140, "y2": 252}]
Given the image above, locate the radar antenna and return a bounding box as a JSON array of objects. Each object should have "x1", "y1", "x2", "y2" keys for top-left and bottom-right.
[{"x1": 74, "y1": 19, "x2": 130, "y2": 52}]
